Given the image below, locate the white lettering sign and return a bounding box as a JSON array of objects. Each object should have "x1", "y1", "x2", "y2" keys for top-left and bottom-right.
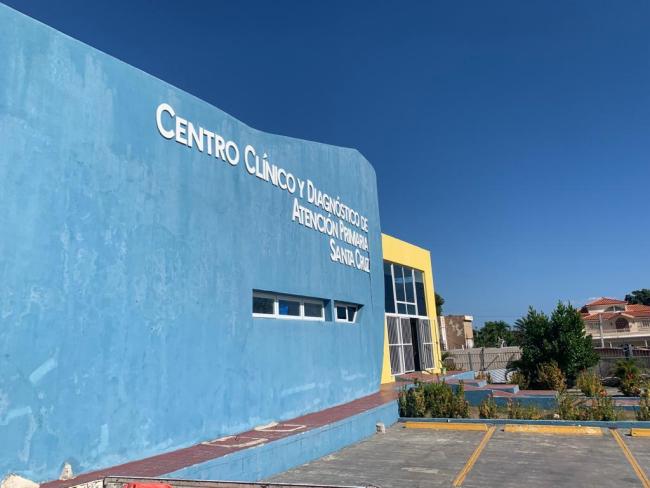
[{"x1": 156, "y1": 103, "x2": 371, "y2": 273}]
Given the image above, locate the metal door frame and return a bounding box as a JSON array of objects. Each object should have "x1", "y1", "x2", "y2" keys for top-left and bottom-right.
[{"x1": 387, "y1": 313, "x2": 434, "y2": 375}]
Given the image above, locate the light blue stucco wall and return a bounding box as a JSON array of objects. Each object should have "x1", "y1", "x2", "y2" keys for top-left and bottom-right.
[
  {"x1": 167, "y1": 401, "x2": 399, "y2": 482},
  {"x1": 0, "y1": 4, "x2": 384, "y2": 481}
]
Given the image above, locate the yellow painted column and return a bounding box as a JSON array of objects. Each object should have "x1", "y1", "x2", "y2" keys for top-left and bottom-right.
[
  {"x1": 380, "y1": 318, "x2": 394, "y2": 383},
  {"x1": 380, "y1": 233, "x2": 442, "y2": 381}
]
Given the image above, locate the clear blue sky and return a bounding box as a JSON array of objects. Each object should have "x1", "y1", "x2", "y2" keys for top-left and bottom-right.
[{"x1": 5, "y1": 1, "x2": 649, "y2": 326}]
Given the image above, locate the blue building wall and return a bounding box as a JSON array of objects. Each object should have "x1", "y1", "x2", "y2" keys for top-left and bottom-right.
[
  {"x1": 0, "y1": 5, "x2": 384, "y2": 481},
  {"x1": 167, "y1": 402, "x2": 399, "y2": 482}
]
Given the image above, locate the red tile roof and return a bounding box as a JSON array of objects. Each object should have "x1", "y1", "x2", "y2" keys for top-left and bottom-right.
[
  {"x1": 626, "y1": 304, "x2": 650, "y2": 312},
  {"x1": 582, "y1": 312, "x2": 617, "y2": 321},
  {"x1": 585, "y1": 297, "x2": 627, "y2": 306},
  {"x1": 622, "y1": 310, "x2": 650, "y2": 318},
  {"x1": 583, "y1": 308, "x2": 650, "y2": 321}
]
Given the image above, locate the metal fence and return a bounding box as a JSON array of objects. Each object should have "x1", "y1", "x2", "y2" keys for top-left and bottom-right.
[{"x1": 444, "y1": 346, "x2": 521, "y2": 372}]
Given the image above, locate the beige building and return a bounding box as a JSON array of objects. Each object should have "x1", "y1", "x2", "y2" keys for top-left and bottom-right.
[
  {"x1": 439, "y1": 315, "x2": 474, "y2": 350},
  {"x1": 581, "y1": 297, "x2": 650, "y2": 348}
]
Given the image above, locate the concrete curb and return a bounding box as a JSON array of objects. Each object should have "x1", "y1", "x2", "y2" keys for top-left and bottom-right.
[
  {"x1": 399, "y1": 417, "x2": 650, "y2": 429},
  {"x1": 630, "y1": 428, "x2": 650, "y2": 437},
  {"x1": 403, "y1": 421, "x2": 488, "y2": 431},
  {"x1": 503, "y1": 424, "x2": 603, "y2": 436}
]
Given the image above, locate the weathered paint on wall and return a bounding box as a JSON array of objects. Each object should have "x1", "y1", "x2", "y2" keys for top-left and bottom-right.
[
  {"x1": 380, "y1": 234, "x2": 441, "y2": 383},
  {"x1": 166, "y1": 401, "x2": 399, "y2": 482},
  {"x1": 0, "y1": 5, "x2": 384, "y2": 481},
  {"x1": 441, "y1": 315, "x2": 474, "y2": 350}
]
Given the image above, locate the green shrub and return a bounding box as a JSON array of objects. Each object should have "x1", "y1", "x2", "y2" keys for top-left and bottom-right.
[
  {"x1": 620, "y1": 374, "x2": 643, "y2": 397},
  {"x1": 590, "y1": 393, "x2": 617, "y2": 421},
  {"x1": 637, "y1": 388, "x2": 650, "y2": 421},
  {"x1": 450, "y1": 382, "x2": 470, "y2": 418},
  {"x1": 556, "y1": 391, "x2": 618, "y2": 421},
  {"x1": 613, "y1": 359, "x2": 640, "y2": 379},
  {"x1": 556, "y1": 393, "x2": 580, "y2": 420},
  {"x1": 478, "y1": 395, "x2": 498, "y2": 419},
  {"x1": 507, "y1": 400, "x2": 542, "y2": 420},
  {"x1": 398, "y1": 382, "x2": 426, "y2": 417},
  {"x1": 399, "y1": 380, "x2": 469, "y2": 419},
  {"x1": 422, "y1": 382, "x2": 452, "y2": 418},
  {"x1": 510, "y1": 370, "x2": 529, "y2": 390},
  {"x1": 612, "y1": 359, "x2": 644, "y2": 397},
  {"x1": 423, "y1": 381, "x2": 470, "y2": 418},
  {"x1": 576, "y1": 370, "x2": 602, "y2": 397},
  {"x1": 537, "y1": 361, "x2": 566, "y2": 392}
]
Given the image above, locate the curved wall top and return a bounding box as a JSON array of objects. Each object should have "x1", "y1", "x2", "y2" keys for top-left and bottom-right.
[{"x1": 0, "y1": 4, "x2": 384, "y2": 480}]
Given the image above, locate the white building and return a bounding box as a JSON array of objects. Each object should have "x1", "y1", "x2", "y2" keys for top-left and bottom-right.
[{"x1": 581, "y1": 297, "x2": 650, "y2": 348}]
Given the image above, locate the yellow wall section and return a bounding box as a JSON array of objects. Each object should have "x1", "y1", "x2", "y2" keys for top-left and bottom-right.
[{"x1": 380, "y1": 233, "x2": 442, "y2": 383}]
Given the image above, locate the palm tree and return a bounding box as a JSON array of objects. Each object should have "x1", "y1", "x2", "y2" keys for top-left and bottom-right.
[{"x1": 612, "y1": 359, "x2": 639, "y2": 380}]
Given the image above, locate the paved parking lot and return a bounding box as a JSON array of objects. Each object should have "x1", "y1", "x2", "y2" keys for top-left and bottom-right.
[{"x1": 267, "y1": 423, "x2": 650, "y2": 487}]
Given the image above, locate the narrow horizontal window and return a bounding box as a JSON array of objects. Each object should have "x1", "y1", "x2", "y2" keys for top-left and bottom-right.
[{"x1": 252, "y1": 290, "x2": 325, "y2": 322}]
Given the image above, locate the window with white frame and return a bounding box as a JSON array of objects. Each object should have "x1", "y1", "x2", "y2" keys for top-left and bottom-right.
[
  {"x1": 383, "y1": 261, "x2": 427, "y2": 317},
  {"x1": 252, "y1": 291, "x2": 325, "y2": 321},
  {"x1": 605, "y1": 306, "x2": 625, "y2": 312},
  {"x1": 335, "y1": 302, "x2": 358, "y2": 323}
]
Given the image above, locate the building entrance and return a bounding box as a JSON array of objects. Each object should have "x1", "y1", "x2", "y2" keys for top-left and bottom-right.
[{"x1": 387, "y1": 314, "x2": 434, "y2": 375}]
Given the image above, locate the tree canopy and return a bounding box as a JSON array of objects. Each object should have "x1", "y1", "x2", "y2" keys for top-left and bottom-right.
[
  {"x1": 474, "y1": 320, "x2": 518, "y2": 348},
  {"x1": 435, "y1": 293, "x2": 445, "y2": 316},
  {"x1": 625, "y1": 289, "x2": 650, "y2": 306},
  {"x1": 513, "y1": 302, "x2": 598, "y2": 386}
]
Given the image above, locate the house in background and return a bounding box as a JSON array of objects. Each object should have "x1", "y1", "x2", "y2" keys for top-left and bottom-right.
[
  {"x1": 438, "y1": 315, "x2": 474, "y2": 350},
  {"x1": 581, "y1": 297, "x2": 650, "y2": 348}
]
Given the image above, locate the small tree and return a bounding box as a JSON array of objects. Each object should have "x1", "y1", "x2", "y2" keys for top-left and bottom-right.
[
  {"x1": 474, "y1": 320, "x2": 517, "y2": 348},
  {"x1": 513, "y1": 302, "x2": 598, "y2": 386},
  {"x1": 435, "y1": 293, "x2": 445, "y2": 315}
]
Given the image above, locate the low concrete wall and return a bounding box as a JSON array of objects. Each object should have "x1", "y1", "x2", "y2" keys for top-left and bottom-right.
[{"x1": 165, "y1": 401, "x2": 399, "y2": 482}]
